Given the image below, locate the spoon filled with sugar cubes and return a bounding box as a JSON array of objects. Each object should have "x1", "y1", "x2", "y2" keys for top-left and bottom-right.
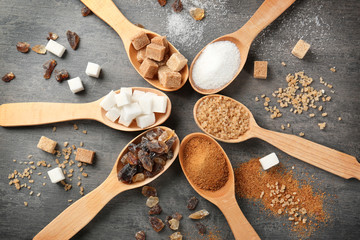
[
  {"x1": 194, "y1": 95, "x2": 360, "y2": 180},
  {"x1": 34, "y1": 126, "x2": 179, "y2": 240},
  {"x1": 189, "y1": 0, "x2": 295, "y2": 95},
  {"x1": 0, "y1": 87, "x2": 171, "y2": 131},
  {"x1": 81, "y1": 0, "x2": 188, "y2": 91},
  {"x1": 179, "y1": 133, "x2": 261, "y2": 240}
]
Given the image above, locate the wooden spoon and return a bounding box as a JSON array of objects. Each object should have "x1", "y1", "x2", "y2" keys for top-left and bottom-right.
[
  {"x1": 189, "y1": 0, "x2": 296, "y2": 95},
  {"x1": 81, "y1": 0, "x2": 188, "y2": 92},
  {"x1": 34, "y1": 126, "x2": 179, "y2": 240},
  {"x1": 0, "y1": 87, "x2": 171, "y2": 132},
  {"x1": 179, "y1": 133, "x2": 260, "y2": 240},
  {"x1": 194, "y1": 95, "x2": 360, "y2": 180}
]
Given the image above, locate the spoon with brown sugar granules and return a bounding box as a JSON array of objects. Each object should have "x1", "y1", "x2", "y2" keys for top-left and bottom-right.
[
  {"x1": 194, "y1": 94, "x2": 360, "y2": 180},
  {"x1": 179, "y1": 133, "x2": 260, "y2": 240}
]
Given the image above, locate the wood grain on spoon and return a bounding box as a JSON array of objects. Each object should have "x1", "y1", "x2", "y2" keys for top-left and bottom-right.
[
  {"x1": 193, "y1": 95, "x2": 360, "y2": 180},
  {"x1": 34, "y1": 126, "x2": 180, "y2": 240},
  {"x1": 179, "y1": 133, "x2": 260, "y2": 240},
  {"x1": 189, "y1": 0, "x2": 296, "y2": 94},
  {"x1": 0, "y1": 87, "x2": 171, "y2": 132},
  {"x1": 81, "y1": 0, "x2": 188, "y2": 92}
]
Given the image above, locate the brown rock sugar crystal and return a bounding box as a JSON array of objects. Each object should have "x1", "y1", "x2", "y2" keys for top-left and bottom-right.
[{"x1": 182, "y1": 136, "x2": 229, "y2": 191}]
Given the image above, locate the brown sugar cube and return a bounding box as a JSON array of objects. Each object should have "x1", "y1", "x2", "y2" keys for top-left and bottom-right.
[
  {"x1": 151, "y1": 36, "x2": 169, "y2": 52},
  {"x1": 146, "y1": 43, "x2": 166, "y2": 61},
  {"x1": 131, "y1": 31, "x2": 150, "y2": 50},
  {"x1": 75, "y1": 148, "x2": 95, "y2": 164},
  {"x1": 254, "y1": 61, "x2": 268, "y2": 79},
  {"x1": 291, "y1": 39, "x2": 310, "y2": 59},
  {"x1": 37, "y1": 136, "x2": 57, "y2": 154},
  {"x1": 139, "y1": 58, "x2": 159, "y2": 78},
  {"x1": 158, "y1": 66, "x2": 181, "y2": 88},
  {"x1": 166, "y1": 53, "x2": 188, "y2": 71},
  {"x1": 137, "y1": 48, "x2": 146, "y2": 63},
  {"x1": 156, "y1": 53, "x2": 170, "y2": 67}
]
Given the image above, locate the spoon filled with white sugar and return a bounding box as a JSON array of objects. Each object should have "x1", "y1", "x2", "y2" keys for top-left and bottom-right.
[{"x1": 190, "y1": 0, "x2": 296, "y2": 95}]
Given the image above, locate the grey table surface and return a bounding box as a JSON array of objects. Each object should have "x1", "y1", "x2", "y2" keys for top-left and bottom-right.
[{"x1": 1, "y1": 0, "x2": 359, "y2": 239}]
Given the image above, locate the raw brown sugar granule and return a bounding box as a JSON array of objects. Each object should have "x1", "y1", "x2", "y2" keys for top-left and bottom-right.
[{"x1": 182, "y1": 136, "x2": 229, "y2": 191}]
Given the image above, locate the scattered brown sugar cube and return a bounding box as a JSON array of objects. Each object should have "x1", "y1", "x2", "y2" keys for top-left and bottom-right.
[
  {"x1": 291, "y1": 40, "x2": 310, "y2": 59},
  {"x1": 146, "y1": 43, "x2": 166, "y2": 61},
  {"x1": 151, "y1": 36, "x2": 169, "y2": 52},
  {"x1": 158, "y1": 66, "x2": 181, "y2": 88},
  {"x1": 75, "y1": 148, "x2": 95, "y2": 164},
  {"x1": 37, "y1": 136, "x2": 57, "y2": 154},
  {"x1": 131, "y1": 31, "x2": 150, "y2": 50},
  {"x1": 166, "y1": 53, "x2": 188, "y2": 71},
  {"x1": 137, "y1": 48, "x2": 146, "y2": 63},
  {"x1": 254, "y1": 61, "x2": 268, "y2": 79},
  {"x1": 139, "y1": 58, "x2": 158, "y2": 78}
]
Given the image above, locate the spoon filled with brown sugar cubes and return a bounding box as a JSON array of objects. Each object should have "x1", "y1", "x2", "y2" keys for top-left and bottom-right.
[
  {"x1": 81, "y1": 0, "x2": 188, "y2": 91},
  {"x1": 194, "y1": 95, "x2": 360, "y2": 180},
  {"x1": 179, "y1": 133, "x2": 260, "y2": 240},
  {"x1": 189, "y1": 0, "x2": 295, "y2": 95},
  {"x1": 34, "y1": 126, "x2": 179, "y2": 240}
]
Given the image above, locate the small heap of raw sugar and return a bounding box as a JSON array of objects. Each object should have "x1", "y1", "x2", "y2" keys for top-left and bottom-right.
[
  {"x1": 100, "y1": 88, "x2": 168, "y2": 129},
  {"x1": 195, "y1": 95, "x2": 250, "y2": 140},
  {"x1": 234, "y1": 158, "x2": 330, "y2": 238},
  {"x1": 192, "y1": 41, "x2": 240, "y2": 90}
]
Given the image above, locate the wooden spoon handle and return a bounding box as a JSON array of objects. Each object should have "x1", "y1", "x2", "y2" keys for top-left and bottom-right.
[
  {"x1": 0, "y1": 102, "x2": 98, "y2": 127},
  {"x1": 34, "y1": 176, "x2": 123, "y2": 240},
  {"x1": 219, "y1": 197, "x2": 260, "y2": 240},
  {"x1": 234, "y1": 0, "x2": 296, "y2": 42},
  {"x1": 81, "y1": 0, "x2": 135, "y2": 46},
  {"x1": 252, "y1": 126, "x2": 360, "y2": 180}
]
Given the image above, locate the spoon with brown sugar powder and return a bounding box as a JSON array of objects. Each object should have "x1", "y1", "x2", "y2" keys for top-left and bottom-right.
[
  {"x1": 34, "y1": 126, "x2": 180, "y2": 240},
  {"x1": 194, "y1": 95, "x2": 360, "y2": 180},
  {"x1": 81, "y1": 0, "x2": 188, "y2": 91},
  {"x1": 179, "y1": 133, "x2": 260, "y2": 240},
  {"x1": 189, "y1": 0, "x2": 295, "y2": 94}
]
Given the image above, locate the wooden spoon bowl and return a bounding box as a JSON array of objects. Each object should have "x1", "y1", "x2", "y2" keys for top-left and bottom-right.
[
  {"x1": 189, "y1": 0, "x2": 296, "y2": 95},
  {"x1": 179, "y1": 133, "x2": 260, "y2": 240},
  {"x1": 0, "y1": 87, "x2": 171, "y2": 132},
  {"x1": 34, "y1": 126, "x2": 180, "y2": 240},
  {"x1": 81, "y1": 0, "x2": 188, "y2": 92},
  {"x1": 193, "y1": 95, "x2": 360, "y2": 180}
]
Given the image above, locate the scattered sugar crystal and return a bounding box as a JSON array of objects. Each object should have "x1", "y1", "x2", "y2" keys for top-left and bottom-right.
[
  {"x1": 47, "y1": 167, "x2": 65, "y2": 183},
  {"x1": 85, "y1": 62, "x2": 101, "y2": 78},
  {"x1": 100, "y1": 90, "x2": 116, "y2": 111},
  {"x1": 115, "y1": 91, "x2": 131, "y2": 107},
  {"x1": 45, "y1": 39, "x2": 66, "y2": 57},
  {"x1": 152, "y1": 96, "x2": 167, "y2": 113},
  {"x1": 67, "y1": 77, "x2": 84, "y2": 93},
  {"x1": 105, "y1": 106, "x2": 122, "y2": 122},
  {"x1": 136, "y1": 113, "x2": 155, "y2": 129},
  {"x1": 259, "y1": 153, "x2": 280, "y2": 170}
]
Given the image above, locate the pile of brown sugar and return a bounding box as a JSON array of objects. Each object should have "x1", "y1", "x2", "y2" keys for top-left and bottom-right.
[
  {"x1": 234, "y1": 158, "x2": 329, "y2": 238},
  {"x1": 182, "y1": 136, "x2": 229, "y2": 191}
]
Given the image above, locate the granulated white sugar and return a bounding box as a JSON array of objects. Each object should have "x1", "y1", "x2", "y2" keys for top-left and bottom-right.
[{"x1": 192, "y1": 41, "x2": 241, "y2": 90}]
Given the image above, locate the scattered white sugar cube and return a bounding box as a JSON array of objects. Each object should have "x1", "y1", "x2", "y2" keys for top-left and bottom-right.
[
  {"x1": 45, "y1": 39, "x2": 66, "y2": 57},
  {"x1": 138, "y1": 93, "x2": 154, "y2": 114},
  {"x1": 122, "y1": 103, "x2": 143, "y2": 122},
  {"x1": 136, "y1": 113, "x2": 155, "y2": 129},
  {"x1": 152, "y1": 96, "x2": 167, "y2": 113},
  {"x1": 67, "y1": 77, "x2": 84, "y2": 93},
  {"x1": 115, "y1": 91, "x2": 131, "y2": 107},
  {"x1": 131, "y1": 90, "x2": 145, "y2": 102},
  {"x1": 120, "y1": 87, "x2": 133, "y2": 96},
  {"x1": 259, "y1": 153, "x2": 280, "y2": 170},
  {"x1": 85, "y1": 62, "x2": 101, "y2": 78},
  {"x1": 105, "y1": 106, "x2": 122, "y2": 122},
  {"x1": 100, "y1": 90, "x2": 116, "y2": 111},
  {"x1": 47, "y1": 167, "x2": 65, "y2": 183},
  {"x1": 118, "y1": 114, "x2": 133, "y2": 127}
]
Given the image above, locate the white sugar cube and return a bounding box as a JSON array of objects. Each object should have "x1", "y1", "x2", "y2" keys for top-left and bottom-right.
[
  {"x1": 138, "y1": 93, "x2": 154, "y2": 114},
  {"x1": 105, "y1": 106, "x2": 122, "y2": 122},
  {"x1": 152, "y1": 96, "x2": 167, "y2": 113},
  {"x1": 45, "y1": 39, "x2": 66, "y2": 57},
  {"x1": 47, "y1": 167, "x2": 65, "y2": 183},
  {"x1": 136, "y1": 113, "x2": 155, "y2": 129},
  {"x1": 259, "y1": 153, "x2": 280, "y2": 170},
  {"x1": 67, "y1": 77, "x2": 84, "y2": 93},
  {"x1": 121, "y1": 87, "x2": 133, "y2": 96},
  {"x1": 85, "y1": 62, "x2": 101, "y2": 78},
  {"x1": 100, "y1": 90, "x2": 116, "y2": 111},
  {"x1": 122, "y1": 103, "x2": 143, "y2": 122},
  {"x1": 118, "y1": 114, "x2": 133, "y2": 127},
  {"x1": 131, "y1": 90, "x2": 145, "y2": 102},
  {"x1": 115, "y1": 91, "x2": 131, "y2": 107}
]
